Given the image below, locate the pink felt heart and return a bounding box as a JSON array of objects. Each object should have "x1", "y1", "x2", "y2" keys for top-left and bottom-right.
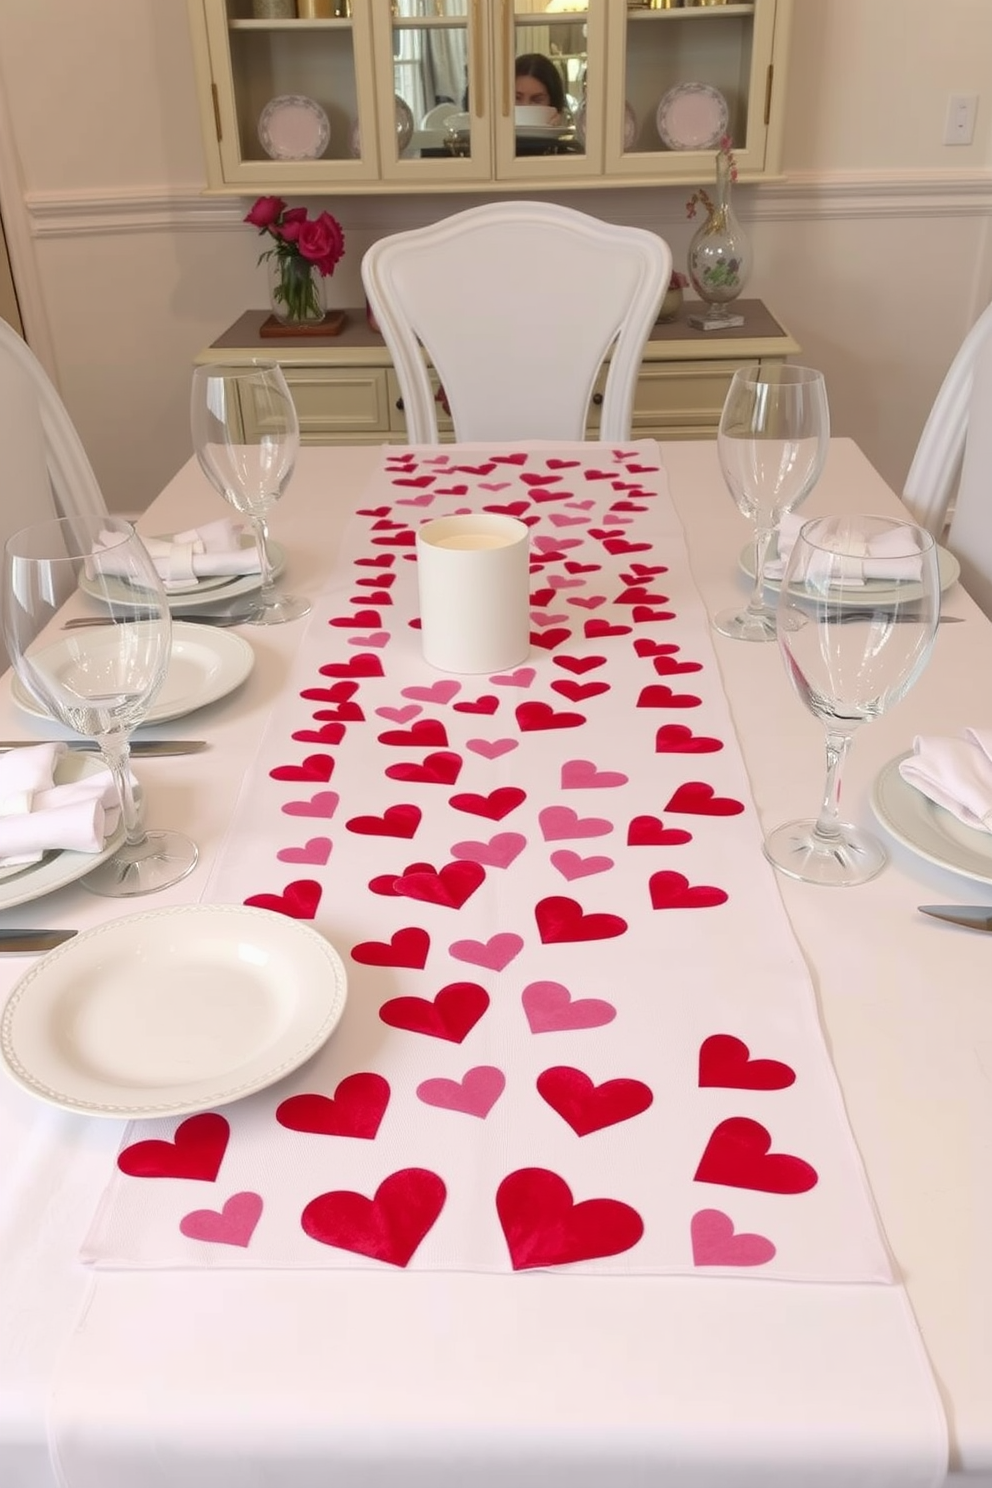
[
  {"x1": 550, "y1": 849, "x2": 614, "y2": 881},
  {"x1": 560, "y1": 759, "x2": 628, "y2": 789},
  {"x1": 276, "y1": 836, "x2": 332, "y2": 866},
  {"x1": 538, "y1": 806, "x2": 612, "y2": 841},
  {"x1": 448, "y1": 933, "x2": 524, "y2": 971},
  {"x1": 450, "y1": 832, "x2": 526, "y2": 869},
  {"x1": 348, "y1": 631, "x2": 390, "y2": 648},
  {"x1": 489, "y1": 667, "x2": 536, "y2": 688},
  {"x1": 180, "y1": 1191, "x2": 263, "y2": 1249},
  {"x1": 466, "y1": 737, "x2": 519, "y2": 759},
  {"x1": 690, "y1": 1209, "x2": 777, "y2": 1268},
  {"x1": 522, "y1": 980, "x2": 616, "y2": 1034},
  {"x1": 416, "y1": 1065, "x2": 505, "y2": 1118},
  {"x1": 402, "y1": 681, "x2": 462, "y2": 704},
  {"x1": 375, "y1": 705, "x2": 422, "y2": 724},
  {"x1": 282, "y1": 791, "x2": 339, "y2": 819}
]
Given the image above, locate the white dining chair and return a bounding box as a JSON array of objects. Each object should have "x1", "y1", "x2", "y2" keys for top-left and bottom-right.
[
  {"x1": 902, "y1": 298, "x2": 992, "y2": 616},
  {"x1": 361, "y1": 200, "x2": 672, "y2": 444},
  {"x1": 0, "y1": 316, "x2": 108, "y2": 668}
]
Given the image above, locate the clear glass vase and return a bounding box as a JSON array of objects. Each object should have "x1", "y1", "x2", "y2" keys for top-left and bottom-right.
[
  {"x1": 687, "y1": 149, "x2": 750, "y2": 330},
  {"x1": 267, "y1": 254, "x2": 327, "y2": 327}
]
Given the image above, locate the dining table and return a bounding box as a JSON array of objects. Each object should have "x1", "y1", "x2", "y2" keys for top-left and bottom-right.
[{"x1": 0, "y1": 434, "x2": 989, "y2": 1488}]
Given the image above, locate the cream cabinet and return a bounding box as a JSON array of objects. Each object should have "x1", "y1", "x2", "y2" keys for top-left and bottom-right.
[
  {"x1": 185, "y1": 1, "x2": 792, "y2": 195},
  {"x1": 196, "y1": 300, "x2": 799, "y2": 443}
]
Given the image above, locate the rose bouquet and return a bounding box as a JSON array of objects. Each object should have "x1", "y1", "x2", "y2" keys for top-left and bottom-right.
[{"x1": 245, "y1": 196, "x2": 345, "y2": 323}]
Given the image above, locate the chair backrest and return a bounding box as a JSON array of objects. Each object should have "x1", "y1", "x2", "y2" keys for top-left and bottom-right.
[
  {"x1": 903, "y1": 299, "x2": 992, "y2": 536},
  {"x1": 361, "y1": 201, "x2": 672, "y2": 444},
  {"x1": 0, "y1": 317, "x2": 107, "y2": 669},
  {"x1": 940, "y1": 312, "x2": 992, "y2": 617}
]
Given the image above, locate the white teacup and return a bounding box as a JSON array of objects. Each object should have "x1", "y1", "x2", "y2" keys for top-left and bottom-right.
[{"x1": 514, "y1": 105, "x2": 559, "y2": 127}]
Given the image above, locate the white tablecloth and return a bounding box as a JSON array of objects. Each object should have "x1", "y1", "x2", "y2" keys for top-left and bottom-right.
[{"x1": 4, "y1": 439, "x2": 990, "y2": 1487}]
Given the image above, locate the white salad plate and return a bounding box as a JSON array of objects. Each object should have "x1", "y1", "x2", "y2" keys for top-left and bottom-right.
[
  {"x1": 0, "y1": 904, "x2": 349, "y2": 1117},
  {"x1": 11, "y1": 623, "x2": 255, "y2": 727},
  {"x1": 0, "y1": 752, "x2": 125, "y2": 904},
  {"x1": 80, "y1": 538, "x2": 286, "y2": 613},
  {"x1": 871, "y1": 751, "x2": 992, "y2": 886},
  {"x1": 656, "y1": 82, "x2": 729, "y2": 151},
  {"x1": 740, "y1": 540, "x2": 960, "y2": 606},
  {"x1": 258, "y1": 94, "x2": 330, "y2": 161}
]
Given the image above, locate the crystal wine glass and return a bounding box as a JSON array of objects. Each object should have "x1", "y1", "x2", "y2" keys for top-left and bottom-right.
[
  {"x1": 2, "y1": 515, "x2": 199, "y2": 896},
  {"x1": 763, "y1": 514, "x2": 940, "y2": 887},
  {"x1": 714, "y1": 364, "x2": 830, "y2": 642},
  {"x1": 190, "y1": 360, "x2": 311, "y2": 625}
]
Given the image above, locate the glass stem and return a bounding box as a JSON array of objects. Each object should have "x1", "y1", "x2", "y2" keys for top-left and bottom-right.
[
  {"x1": 812, "y1": 729, "x2": 855, "y2": 844},
  {"x1": 250, "y1": 514, "x2": 276, "y2": 600},
  {"x1": 746, "y1": 524, "x2": 774, "y2": 617},
  {"x1": 101, "y1": 738, "x2": 144, "y2": 848}
]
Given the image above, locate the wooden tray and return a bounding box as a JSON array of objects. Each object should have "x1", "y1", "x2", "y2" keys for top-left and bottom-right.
[{"x1": 258, "y1": 310, "x2": 347, "y2": 339}]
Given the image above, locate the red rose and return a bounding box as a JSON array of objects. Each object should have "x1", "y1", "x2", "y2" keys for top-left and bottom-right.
[
  {"x1": 297, "y1": 212, "x2": 345, "y2": 274},
  {"x1": 244, "y1": 195, "x2": 285, "y2": 229}
]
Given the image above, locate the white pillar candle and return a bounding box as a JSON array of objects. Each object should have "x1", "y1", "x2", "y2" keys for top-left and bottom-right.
[{"x1": 416, "y1": 513, "x2": 530, "y2": 673}]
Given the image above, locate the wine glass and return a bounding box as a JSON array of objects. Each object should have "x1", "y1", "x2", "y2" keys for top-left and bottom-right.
[
  {"x1": 763, "y1": 514, "x2": 940, "y2": 887},
  {"x1": 2, "y1": 515, "x2": 199, "y2": 896},
  {"x1": 714, "y1": 364, "x2": 830, "y2": 642},
  {"x1": 190, "y1": 360, "x2": 311, "y2": 626}
]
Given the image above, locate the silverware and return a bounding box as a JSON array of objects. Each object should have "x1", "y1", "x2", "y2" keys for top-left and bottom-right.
[
  {"x1": 63, "y1": 613, "x2": 249, "y2": 629},
  {"x1": 0, "y1": 929, "x2": 77, "y2": 953},
  {"x1": 0, "y1": 740, "x2": 208, "y2": 756},
  {"x1": 919, "y1": 904, "x2": 992, "y2": 931},
  {"x1": 826, "y1": 612, "x2": 964, "y2": 625}
]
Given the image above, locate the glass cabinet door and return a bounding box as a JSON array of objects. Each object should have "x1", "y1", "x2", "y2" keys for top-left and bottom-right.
[
  {"x1": 197, "y1": 0, "x2": 381, "y2": 188},
  {"x1": 372, "y1": 0, "x2": 493, "y2": 184},
  {"x1": 604, "y1": 1, "x2": 778, "y2": 181},
  {"x1": 493, "y1": 2, "x2": 606, "y2": 181}
]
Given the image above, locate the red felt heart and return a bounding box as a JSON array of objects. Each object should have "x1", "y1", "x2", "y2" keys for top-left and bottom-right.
[
  {"x1": 292, "y1": 722, "x2": 347, "y2": 745},
  {"x1": 354, "y1": 554, "x2": 394, "y2": 567},
  {"x1": 311, "y1": 702, "x2": 365, "y2": 723},
  {"x1": 301, "y1": 1168, "x2": 446, "y2": 1268},
  {"x1": 536, "y1": 1066, "x2": 654, "y2": 1135},
  {"x1": 665, "y1": 782, "x2": 745, "y2": 817},
  {"x1": 496, "y1": 1167, "x2": 643, "y2": 1270},
  {"x1": 603, "y1": 538, "x2": 652, "y2": 555},
  {"x1": 626, "y1": 815, "x2": 692, "y2": 846},
  {"x1": 615, "y1": 586, "x2": 669, "y2": 606},
  {"x1": 515, "y1": 701, "x2": 586, "y2": 732},
  {"x1": 300, "y1": 681, "x2": 359, "y2": 703},
  {"x1": 372, "y1": 530, "x2": 417, "y2": 546},
  {"x1": 651, "y1": 656, "x2": 702, "y2": 676},
  {"x1": 654, "y1": 724, "x2": 723, "y2": 754},
  {"x1": 385, "y1": 751, "x2": 463, "y2": 785},
  {"x1": 449, "y1": 786, "x2": 526, "y2": 821},
  {"x1": 648, "y1": 870, "x2": 728, "y2": 910},
  {"x1": 564, "y1": 560, "x2": 600, "y2": 573},
  {"x1": 534, "y1": 895, "x2": 627, "y2": 943},
  {"x1": 345, "y1": 803, "x2": 422, "y2": 838},
  {"x1": 350, "y1": 926, "x2": 430, "y2": 968},
  {"x1": 276, "y1": 1073, "x2": 390, "y2": 1140},
  {"x1": 118, "y1": 1112, "x2": 229, "y2": 1181},
  {"x1": 633, "y1": 638, "x2": 678, "y2": 657},
  {"x1": 452, "y1": 694, "x2": 500, "y2": 715},
  {"x1": 694, "y1": 1118, "x2": 818, "y2": 1194},
  {"x1": 371, "y1": 518, "x2": 407, "y2": 529},
  {"x1": 244, "y1": 878, "x2": 322, "y2": 920},
  {"x1": 328, "y1": 610, "x2": 382, "y2": 629},
  {"x1": 319, "y1": 653, "x2": 384, "y2": 679},
  {"x1": 636, "y1": 685, "x2": 701, "y2": 710},
  {"x1": 357, "y1": 506, "x2": 392, "y2": 516},
  {"x1": 349, "y1": 590, "x2": 392, "y2": 606},
  {"x1": 632, "y1": 606, "x2": 675, "y2": 623},
  {"x1": 553, "y1": 654, "x2": 607, "y2": 674},
  {"x1": 584, "y1": 619, "x2": 631, "y2": 638},
  {"x1": 547, "y1": 458, "x2": 579, "y2": 469},
  {"x1": 528, "y1": 628, "x2": 572, "y2": 652},
  {"x1": 269, "y1": 754, "x2": 335, "y2": 783},
  {"x1": 377, "y1": 719, "x2": 449, "y2": 748},
  {"x1": 698, "y1": 1034, "x2": 796, "y2": 1091},
  {"x1": 392, "y1": 859, "x2": 485, "y2": 909},
  {"x1": 369, "y1": 862, "x2": 435, "y2": 897},
  {"x1": 551, "y1": 679, "x2": 610, "y2": 703},
  {"x1": 379, "y1": 982, "x2": 489, "y2": 1042}
]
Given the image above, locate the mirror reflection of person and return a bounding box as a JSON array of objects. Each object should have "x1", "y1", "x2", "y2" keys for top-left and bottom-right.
[{"x1": 514, "y1": 53, "x2": 567, "y2": 122}]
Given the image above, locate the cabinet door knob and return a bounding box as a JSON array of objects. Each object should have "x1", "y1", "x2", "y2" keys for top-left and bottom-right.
[
  {"x1": 395, "y1": 397, "x2": 404, "y2": 411},
  {"x1": 592, "y1": 392, "x2": 604, "y2": 406}
]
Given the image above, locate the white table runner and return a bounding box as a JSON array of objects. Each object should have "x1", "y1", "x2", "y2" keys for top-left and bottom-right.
[{"x1": 82, "y1": 442, "x2": 892, "y2": 1280}]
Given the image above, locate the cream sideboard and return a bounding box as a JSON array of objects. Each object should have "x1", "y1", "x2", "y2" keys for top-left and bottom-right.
[{"x1": 196, "y1": 300, "x2": 800, "y2": 445}]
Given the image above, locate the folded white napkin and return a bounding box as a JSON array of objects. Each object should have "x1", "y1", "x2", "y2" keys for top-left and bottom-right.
[
  {"x1": 764, "y1": 513, "x2": 923, "y2": 586},
  {"x1": 0, "y1": 743, "x2": 122, "y2": 867},
  {"x1": 101, "y1": 520, "x2": 260, "y2": 593},
  {"x1": 898, "y1": 729, "x2": 992, "y2": 832}
]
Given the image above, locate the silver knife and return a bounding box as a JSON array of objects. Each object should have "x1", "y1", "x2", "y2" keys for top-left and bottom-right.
[
  {"x1": 0, "y1": 929, "x2": 77, "y2": 952},
  {"x1": 0, "y1": 740, "x2": 208, "y2": 756},
  {"x1": 827, "y1": 613, "x2": 964, "y2": 625},
  {"x1": 919, "y1": 904, "x2": 992, "y2": 931},
  {"x1": 63, "y1": 614, "x2": 247, "y2": 629}
]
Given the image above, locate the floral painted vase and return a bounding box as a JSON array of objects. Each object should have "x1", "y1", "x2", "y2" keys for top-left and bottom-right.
[{"x1": 687, "y1": 146, "x2": 750, "y2": 329}]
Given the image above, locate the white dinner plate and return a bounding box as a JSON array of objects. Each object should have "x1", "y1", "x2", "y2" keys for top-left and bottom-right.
[
  {"x1": 740, "y1": 540, "x2": 960, "y2": 606},
  {"x1": 656, "y1": 82, "x2": 729, "y2": 151},
  {"x1": 0, "y1": 752, "x2": 125, "y2": 906},
  {"x1": 515, "y1": 124, "x2": 574, "y2": 141},
  {"x1": 258, "y1": 94, "x2": 330, "y2": 161},
  {"x1": 0, "y1": 904, "x2": 349, "y2": 1117},
  {"x1": 79, "y1": 539, "x2": 286, "y2": 613},
  {"x1": 11, "y1": 624, "x2": 255, "y2": 727},
  {"x1": 871, "y1": 751, "x2": 992, "y2": 886}
]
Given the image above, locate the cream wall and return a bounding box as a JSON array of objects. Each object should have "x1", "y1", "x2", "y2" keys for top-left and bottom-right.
[{"x1": 0, "y1": 0, "x2": 990, "y2": 513}]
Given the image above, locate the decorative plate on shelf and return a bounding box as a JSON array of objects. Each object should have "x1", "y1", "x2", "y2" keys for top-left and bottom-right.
[
  {"x1": 350, "y1": 96, "x2": 415, "y2": 159},
  {"x1": 574, "y1": 100, "x2": 636, "y2": 150},
  {"x1": 258, "y1": 95, "x2": 330, "y2": 161},
  {"x1": 656, "y1": 82, "x2": 728, "y2": 151}
]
